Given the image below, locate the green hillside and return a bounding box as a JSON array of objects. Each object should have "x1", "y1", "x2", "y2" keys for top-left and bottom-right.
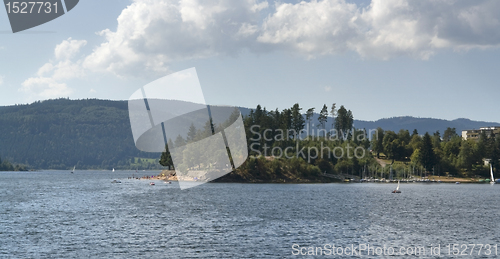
[{"x1": 0, "y1": 98, "x2": 159, "y2": 169}]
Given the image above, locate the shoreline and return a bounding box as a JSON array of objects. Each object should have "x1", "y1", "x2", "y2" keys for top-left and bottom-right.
[{"x1": 151, "y1": 170, "x2": 496, "y2": 184}]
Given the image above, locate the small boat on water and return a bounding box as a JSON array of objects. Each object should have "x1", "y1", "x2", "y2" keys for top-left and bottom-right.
[
  {"x1": 111, "y1": 180, "x2": 121, "y2": 183},
  {"x1": 455, "y1": 182, "x2": 461, "y2": 184},
  {"x1": 112, "y1": 168, "x2": 115, "y2": 172},
  {"x1": 392, "y1": 180, "x2": 401, "y2": 193},
  {"x1": 490, "y1": 163, "x2": 495, "y2": 185},
  {"x1": 71, "y1": 166, "x2": 75, "y2": 174},
  {"x1": 149, "y1": 182, "x2": 155, "y2": 185}
]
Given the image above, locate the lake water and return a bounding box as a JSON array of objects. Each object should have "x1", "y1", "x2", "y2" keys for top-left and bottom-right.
[{"x1": 1, "y1": 170, "x2": 500, "y2": 258}]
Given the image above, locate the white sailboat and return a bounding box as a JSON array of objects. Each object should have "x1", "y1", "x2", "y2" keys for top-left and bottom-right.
[
  {"x1": 112, "y1": 168, "x2": 115, "y2": 172},
  {"x1": 71, "y1": 166, "x2": 75, "y2": 173},
  {"x1": 392, "y1": 180, "x2": 401, "y2": 193},
  {"x1": 490, "y1": 163, "x2": 495, "y2": 185}
]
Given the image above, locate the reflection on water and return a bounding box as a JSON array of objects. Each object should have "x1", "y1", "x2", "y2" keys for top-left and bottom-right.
[{"x1": 1, "y1": 171, "x2": 499, "y2": 258}]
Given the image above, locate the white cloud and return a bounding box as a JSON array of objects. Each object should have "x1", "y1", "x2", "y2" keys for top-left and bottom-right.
[
  {"x1": 21, "y1": 38, "x2": 87, "y2": 101},
  {"x1": 20, "y1": 77, "x2": 72, "y2": 100},
  {"x1": 353, "y1": 0, "x2": 500, "y2": 59},
  {"x1": 79, "y1": 0, "x2": 500, "y2": 78},
  {"x1": 24, "y1": 0, "x2": 500, "y2": 85},
  {"x1": 236, "y1": 23, "x2": 259, "y2": 38},
  {"x1": 0, "y1": 75, "x2": 4, "y2": 85},
  {"x1": 83, "y1": 0, "x2": 268, "y2": 77},
  {"x1": 258, "y1": 0, "x2": 360, "y2": 57},
  {"x1": 54, "y1": 37, "x2": 87, "y2": 60},
  {"x1": 257, "y1": 0, "x2": 500, "y2": 59},
  {"x1": 251, "y1": 1, "x2": 268, "y2": 12},
  {"x1": 324, "y1": 86, "x2": 332, "y2": 92}
]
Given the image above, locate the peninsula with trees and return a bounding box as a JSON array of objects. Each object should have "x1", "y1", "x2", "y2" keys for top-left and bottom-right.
[{"x1": 161, "y1": 103, "x2": 500, "y2": 183}]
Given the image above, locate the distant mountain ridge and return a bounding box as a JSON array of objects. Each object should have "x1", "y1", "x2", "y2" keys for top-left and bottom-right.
[{"x1": 353, "y1": 116, "x2": 500, "y2": 135}]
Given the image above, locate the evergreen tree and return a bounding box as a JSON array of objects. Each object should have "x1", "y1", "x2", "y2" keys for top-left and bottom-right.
[
  {"x1": 281, "y1": 108, "x2": 292, "y2": 134},
  {"x1": 491, "y1": 136, "x2": 500, "y2": 174},
  {"x1": 432, "y1": 131, "x2": 442, "y2": 149},
  {"x1": 317, "y1": 104, "x2": 328, "y2": 136},
  {"x1": 290, "y1": 103, "x2": 305, "y2": 138},
  {"x1": 159, "y1": 141, "x2": 174, "y2": 168},
  {"x1": 471, "y1": 131, "x2": 488, "y2": 167},
  {"x1": 420, "y1": 133, "x2": 436, "y2": 172},
  {"x1": 330, "y1": 103, "x2": 336, "y2": 130},
  {"x1": 334, "y1": 105, "x2": 353, "y2": 140},
  {"x1": 174, "y1": 135, "x2": 186, "y2": 148},
  {"x1": 187, "y1": 123, "x2": 197, "y2": 142},
  {"x1": 253, "y1": 105, "x2": 263, "y2": 125},
  {"x1": 305, "y1": 108, "x2": 315, "y2": 136},
  {"x1": 459, "y1": 140, "x2": 475, "y2": 173}
]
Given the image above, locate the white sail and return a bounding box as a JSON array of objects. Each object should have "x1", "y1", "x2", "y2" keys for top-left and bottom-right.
[
  {"x1": 490, "y1": 163, "x2": 495, "y2": 183},
  {"x1": 396, "y1": 180, "x2": 400, "y2": 191}
]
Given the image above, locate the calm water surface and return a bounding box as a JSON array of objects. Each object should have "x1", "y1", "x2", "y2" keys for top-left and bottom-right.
[{"x1": 1, "y1": 170, "x2": 500, "y2": 258}]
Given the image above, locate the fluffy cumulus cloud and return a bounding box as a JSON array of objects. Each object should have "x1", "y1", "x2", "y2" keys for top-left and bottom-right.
[
  {"x1": 354, "y1": 0, "x2": 500, "y2": 59},
  {"x1": 80, "y1": 0, "x2": 500, "y2": 76},
  {"x1": 20, "y1": 38, "x2": 87, "y2": 100},
  {"x1": 258, "y1": 0, "x2": 360, "y2": 57},
  {"x1": 83, "y1": 0, "x2": 269, "y2": 77},
  {"x1": 25, "y1": 0, "x2": 500, "y2": 86},
  {"x1": 258, "y1": 0, "x2": 500, "y2": 59}
]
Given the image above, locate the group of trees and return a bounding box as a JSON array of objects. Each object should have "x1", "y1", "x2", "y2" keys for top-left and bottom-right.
[
  {"x1": 245, "y1": 103, "x2": 354, "y2": 144},
  {"x1": 231, "y1": 103, "x2": 500, "y2": 179},
  {"x1": 0, "y1": 156, "x2": 27, "y2": 171},
  {"x1": 159, "y1": 102, "x2": 369, "y2": 179},
  {"x1": 241, "y1": 103, "x2": 372, "y2": 176},
  {"x1": 371, "y1": 127, "x2": 500, "y2": 177},
  {"x1": 154, "y1": 102, "x2": 500, "y2": 181}
]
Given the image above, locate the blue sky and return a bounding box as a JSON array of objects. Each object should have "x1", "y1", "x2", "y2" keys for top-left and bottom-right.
[{"x1": 1, "y1": 0, "x2": 500, "y2": 122}]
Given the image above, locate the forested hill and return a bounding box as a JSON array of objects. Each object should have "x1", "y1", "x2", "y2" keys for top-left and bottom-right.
[{"x1": 0, "y1": 98, "x2": 157, "y2": 170}]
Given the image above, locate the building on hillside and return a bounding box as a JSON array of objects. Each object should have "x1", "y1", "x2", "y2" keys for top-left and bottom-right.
[{"x1": 462, "y1": 126, "x2": 500, "y2": 140}]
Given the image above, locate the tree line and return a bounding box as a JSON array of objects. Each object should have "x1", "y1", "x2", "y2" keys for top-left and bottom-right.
[
  {"x1": 160, "y1": 102, "x2": 500, "y2": 180},
  {"x1": 0, "y1": 156, "x2": 27, "y2": 171},
  {"x1": 371, "y1": 127, "x2": 500, "y2": 178},
  {"x1": 161, "y1": 103, "x2": 374, "y2": 179}
]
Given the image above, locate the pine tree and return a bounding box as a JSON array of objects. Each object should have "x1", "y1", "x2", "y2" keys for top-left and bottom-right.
[
  {"x1": 305, "y1": 108, "x2": 315, "y2": 136},
  {"x1": 317, "y1": 104, "x2": 328, "y2": 137},
  {"x1": 187, "y1": 123, "x2": 197, "y2": 142},
  {"x1": 420, "y1": 133, "x2": 436, "y2": 172},
  {"x1": 290, "y1": 103, "x2": 305, "y2": 138},
  {"x1": 159, "y1": 142, "x2": 174, "y2": 168},
  {"x1": 330, "y1": 103, "x2": 336, "y2": 130},
  {"x1": 174, "y1": 135, "x2": 186, "y2": 148},
  {"x1": 334, "y1": 105, "x2": 353, "y2": 140}
]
